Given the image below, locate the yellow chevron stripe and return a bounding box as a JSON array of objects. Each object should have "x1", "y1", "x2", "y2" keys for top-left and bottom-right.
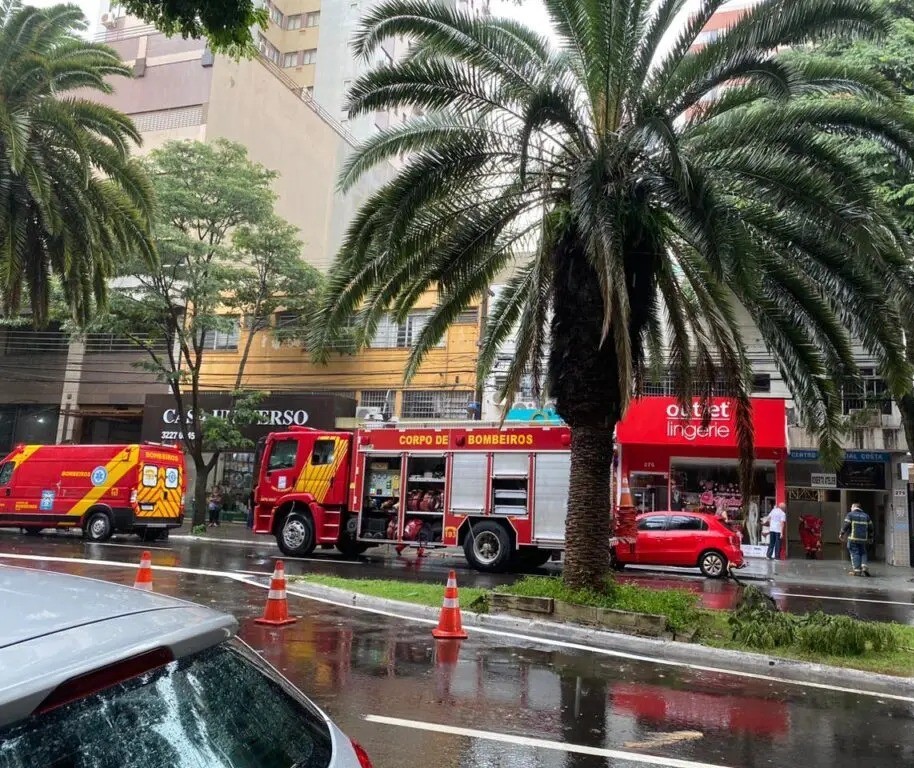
[
  {"x1": 67, "y1": 446, "x2": 139, "y2": 518},
  {"x1": 10, "y1": 445, "x2": 42, "y2": 468}
]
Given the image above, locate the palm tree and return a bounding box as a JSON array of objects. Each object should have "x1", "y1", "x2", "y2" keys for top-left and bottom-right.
[
  {"x1": 0, "y1": 0, "x2": 154, "y2": 326},
  {"x1": 310, "y1": 0, "x2": 914, "y2": 589}
]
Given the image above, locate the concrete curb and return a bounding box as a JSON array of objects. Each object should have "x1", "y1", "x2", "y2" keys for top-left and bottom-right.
[{"x1": 283, "y1": 578, "x2": 914, "y2": 699}]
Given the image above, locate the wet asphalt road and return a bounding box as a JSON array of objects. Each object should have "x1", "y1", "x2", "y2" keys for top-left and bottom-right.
[
  {"x1": 2, "y1": 527, "x2": 913, "y2": 624},
  {"x1": 2, "y1": 530, "x2": 914, "y2": 767}
]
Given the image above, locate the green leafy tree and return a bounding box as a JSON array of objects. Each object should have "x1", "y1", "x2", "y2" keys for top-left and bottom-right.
[
  {"x1": 0, "y1": 0, "x2": 154, "y2": 327},
  {"x1": 116, "y1": 0, "x2": 267, "y2": 54},
  {"x1": 789, "y1": 0, "x2": 914, "y2": 450},
  {"x1": 96, "y1": 139, "x2": 312, "y2": 526},
  {"x1": 310, "y1": 0, "x2": 914, "y2": 589},
  {"x1": 226, "y1": 217, "x2": 322, "y2": 389}
]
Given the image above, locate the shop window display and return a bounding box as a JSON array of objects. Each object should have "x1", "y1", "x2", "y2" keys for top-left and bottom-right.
[{"x1": 669, "y1": 463, "x2": 776, "y2": 545}]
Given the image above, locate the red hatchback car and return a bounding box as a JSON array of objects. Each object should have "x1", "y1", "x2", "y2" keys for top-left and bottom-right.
[{"x1": 612, "y1": 511, "x2": 745, "y2": 578}]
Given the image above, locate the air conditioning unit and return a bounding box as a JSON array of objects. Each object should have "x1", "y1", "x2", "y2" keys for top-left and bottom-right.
[
  {"x1": 512, "y1": 401, "x2": 537, "y2": 410},
  {"x1": 356, "y1": 407, "x2": 384, "y2": 422},
  {"x1": 100, "y1": 12, "x2": 118, "y2": 28}
]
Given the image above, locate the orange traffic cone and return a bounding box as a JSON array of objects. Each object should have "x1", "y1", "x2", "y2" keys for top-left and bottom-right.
[
  {"x1": 432, "y1": 570, "x2": 468, "y2": 639},
  {"x1": 134, "y1": 551, "x2": 153, "y2": 591},
  {"x1": 255, "y1": 560, "x2": 297, "y2": 626},
  {"x1": 619, "y1": 473, "x2": 634, "y2": 508}
]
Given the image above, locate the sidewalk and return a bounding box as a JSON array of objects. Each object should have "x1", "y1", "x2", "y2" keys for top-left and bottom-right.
[{"x1": 738, "y1": 557, "x2": 914, "y2": 593}]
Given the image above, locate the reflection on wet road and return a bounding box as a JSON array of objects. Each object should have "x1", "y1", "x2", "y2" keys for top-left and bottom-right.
[{"x1": 3, "y1": 533, "x2": 913, "y2": 768}]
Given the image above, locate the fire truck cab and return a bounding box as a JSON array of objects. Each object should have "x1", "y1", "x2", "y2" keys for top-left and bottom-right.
[{"x1": 252, "y1": 423, "x2": 573, "y2": 571}]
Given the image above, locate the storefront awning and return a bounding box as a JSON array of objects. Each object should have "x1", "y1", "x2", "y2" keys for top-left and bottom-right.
[{"x1": 616, "y1": 397, "x2": 787, "y2": 455}]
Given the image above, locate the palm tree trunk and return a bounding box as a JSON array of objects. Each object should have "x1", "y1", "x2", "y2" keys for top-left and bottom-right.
[
  {"x1": 564, "y1": 425, "x2": 615, "y2": 590},
  {"x1": 549, "y1": 236, "x2": 623, "y2": 591}
]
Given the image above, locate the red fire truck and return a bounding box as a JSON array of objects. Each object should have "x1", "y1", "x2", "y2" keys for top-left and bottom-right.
[{"x1": 251, "y1": 422, "x2": 575, "y2": 571}]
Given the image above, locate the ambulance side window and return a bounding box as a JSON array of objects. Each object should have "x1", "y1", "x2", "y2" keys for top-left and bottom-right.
[
  {"x1": 0, "y1": 463, "x2": 12, "y2": 485},
  {"x1": 312, "y1": 440, "x2": 334, "y2": 466},
  {"x1": 268, "y1": 439, "x2": 298, "y2": 471}
]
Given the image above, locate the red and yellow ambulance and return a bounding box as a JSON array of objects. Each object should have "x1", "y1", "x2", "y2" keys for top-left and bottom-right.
[{"x1": 0, "y1": 443, "x2": 185, "y2": 541}]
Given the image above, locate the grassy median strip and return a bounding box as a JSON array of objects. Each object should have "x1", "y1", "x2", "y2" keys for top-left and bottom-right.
[
  {"x1": 288, "y1": 574, "x2": 914, "y2": 677},
  {"x1": 288, "y1": 574, "x2": 489, "y2": 610}
]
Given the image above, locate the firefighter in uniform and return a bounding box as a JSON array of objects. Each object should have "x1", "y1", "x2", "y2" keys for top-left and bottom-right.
[{"x1": 841, "y1": 503, "x2": 874, "y2": 577}]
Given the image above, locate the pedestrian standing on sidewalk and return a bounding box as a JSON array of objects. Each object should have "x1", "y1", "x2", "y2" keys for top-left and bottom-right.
[
  {"x1": 765, "y1": 503, "x2": 787, "y2": 560},
  {"x1": 841, "y1": 503, "x2": 874, "y2": 577},
  {"x1": 207, "y1": 484, "x2": 224, "y2": 528}
]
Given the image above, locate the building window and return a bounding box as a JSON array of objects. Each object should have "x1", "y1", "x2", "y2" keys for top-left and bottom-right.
[
  {"x1": 842, "y1": 368, "x2": 892, "y2": 416},
  {"x1": 202, "y1": 319, "x2": 240, "y2": 351},
  {"x1": 302, "y1": 48, "x2": 317, "y2": 65},
  {"x1": 285, "y1": 13, "x2": 301, "y2": 29},
  {"x1": 269, "y1": 4, "x2": 283, "y2": 25},
  {"x1": 258, "y1": 33, "x2": 281, "y2": 65},
  {"x1": 454, "y1": 309, "x2": 479, "y2": 325},
  {"x1": 359, "y1": 390, "x2": 390, "y2": 410},
  {"x1": 282, "y1": 51, "x2": 299, "y2": 68},
  {"x1": 369, "y1": 313, "x2": 445, "y2": 349},
  {"x1": 402, "y1": 390, "x2": 473, "y2": 420},
  {"x1": 305, "y1": 11, "x2": 320, "y2": 26},
  {"x1": 751, "y1": 373, "x2": 771, "y2": 393}
]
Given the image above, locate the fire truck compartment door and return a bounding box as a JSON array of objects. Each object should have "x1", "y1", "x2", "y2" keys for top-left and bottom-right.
[
  {"x1": 450, "y1": 453, "x2": 487, "y2": 513},
  {"x1": 534, "y1": 454, "x2": 569, "y2": 541}
]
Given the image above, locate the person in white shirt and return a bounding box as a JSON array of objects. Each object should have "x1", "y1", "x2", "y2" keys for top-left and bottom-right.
[{"x1": 765, "y1": 503, "x2": 787, "y2": 560}]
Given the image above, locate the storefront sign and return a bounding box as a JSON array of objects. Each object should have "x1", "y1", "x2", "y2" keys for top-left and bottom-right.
[
  {"x1": 844, "y1": 451, "x2": 890, "y2": 463},
  {"x1": 615, "y1": 397, "x2": 787, "y2": 452},
  {"x1": 837, "y1": 461, "x2": 886, "y2": 490},
  {"x1": 810, "y1": 473, "x2": 837, "y2": 488},
  {"x1": 789, "y1": 449, "x2": 819, "y2": 461},
  {"x1": 741, "y1": 544, "x2": 769, "y2": 559},
  {"x1": 140, "y1": 393, "x2": 355, "y2": 445},
  {"x1": 362, "y1": 425, "x2": 569, "y2": 452}
]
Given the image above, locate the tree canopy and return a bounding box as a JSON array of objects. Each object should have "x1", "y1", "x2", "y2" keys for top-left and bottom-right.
[
  {"x1": 310, "y1": 0, "x2": 914, "y2": 587},
  {"x1": 118, "y1": 0, "x2": 266, "y2": 54},
  {"x1": 0, "y1": 0, "x2": 154, "y2": 326}
]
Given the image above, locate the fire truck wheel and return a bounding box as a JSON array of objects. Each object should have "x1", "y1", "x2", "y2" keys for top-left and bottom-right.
[
  {"x1": 22, "y1": 527, "x2": 42, "y2": 537},
  {"x1": 83, "y1": 511, "x2": 113, "y2": 542},
  {"x1": 464, "y1": 521, "x2": 512, "y2": 572},
  {"x1": 513, "y1": 548, "x2": 553, "y2": 570},
  {"x1": 278, "y1": 511, "x2": 316, "y2": 557},
  {"x1": 337, "y1": 535, "x2": 369, "y2": 558},
  {"x1": 698, "y1": 550, "x2": 728, "y2": 579}
]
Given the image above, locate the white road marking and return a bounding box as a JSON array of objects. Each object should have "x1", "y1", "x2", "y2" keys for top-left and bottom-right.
[
  {"x1": 364, "y1": 716, "x2": 730, "y2": 768},
  {"x1": 3, "y1": 551, "x2": 913, "y2": 703},
  {"x1": 773, "y1": 590, "x2": 914, "y2": 608}
]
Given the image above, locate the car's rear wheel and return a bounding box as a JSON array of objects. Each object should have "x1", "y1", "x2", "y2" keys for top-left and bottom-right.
[
  {"x1": 277, "y1": 510, "x2": 316, "y2": 557},
  {"x1": 84, "y1": 511, "x2": 113, "y2": 542},
  {"x1": 699, "y1": 550, "x2": 727, "y2": 578},
  {"x1": 609, "y1": 549, "x2": 626, "y2": 571}
]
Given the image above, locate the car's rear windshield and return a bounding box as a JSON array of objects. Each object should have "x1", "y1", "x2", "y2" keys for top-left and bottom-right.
[{"x1": 0, "y1": 640, "x2": 333, "y2": 768}]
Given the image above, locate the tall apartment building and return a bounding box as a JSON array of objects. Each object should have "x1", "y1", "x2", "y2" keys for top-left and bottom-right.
[{"x1": 255, "y1": 0, "x2": 490, "y2": 140}]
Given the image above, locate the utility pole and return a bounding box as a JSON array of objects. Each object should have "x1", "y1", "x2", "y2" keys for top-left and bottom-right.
[{"x1": 473, "y1": 290, "x2": 489, "y2": 420}]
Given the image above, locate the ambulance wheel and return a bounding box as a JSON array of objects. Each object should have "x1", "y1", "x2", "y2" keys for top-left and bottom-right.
[
  {"x1": 84, "y1": 511, "x2": 113, "y2": 542},
  {"x1": 277, "y1": 511, "x2": 316, "y2": 557},
  {"x1": 23, "y1": 527, "x2": 42, "y2": 537},
  {"x1": 464, "y1": 521, "x2": 512, "y2": 573}
]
